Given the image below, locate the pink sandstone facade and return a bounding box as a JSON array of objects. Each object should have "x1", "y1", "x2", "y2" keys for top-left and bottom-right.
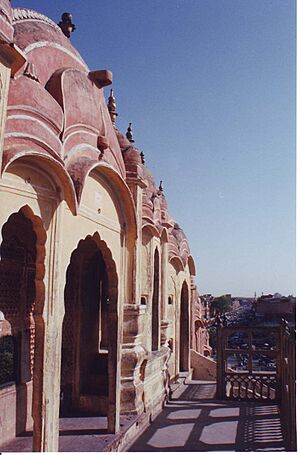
[{"x1": 0, "y1": 3, "x2": 209, "y2": 451}]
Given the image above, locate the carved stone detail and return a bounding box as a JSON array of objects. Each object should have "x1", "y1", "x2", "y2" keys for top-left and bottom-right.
[{"x1": 12, "y1": 8, "x2": 60, "y2": 30}]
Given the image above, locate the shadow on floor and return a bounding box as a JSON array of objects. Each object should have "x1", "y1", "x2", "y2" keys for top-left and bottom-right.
[
  {"x1": 128, "y1": 382, "x2": 286, "y2": 452},
  {"x1": 0, "y1": 382, "x2": 286, "y2": 452}
]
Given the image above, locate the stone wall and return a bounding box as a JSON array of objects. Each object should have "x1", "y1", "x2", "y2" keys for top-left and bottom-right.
[{"x1": 190, "y1": 349, "x2": 217, "y2": 381}]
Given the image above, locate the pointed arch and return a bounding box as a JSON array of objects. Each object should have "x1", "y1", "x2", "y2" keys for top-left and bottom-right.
[
  {"x1": 180, "y1": 281, "x2": 189, "y2": 372},
  {"x1": 169, "y1": 255, "x2": 185, "y2": 273},
  {"x1": 142, "y1": 222, "x2": 160, "y2": 239},
  {"x1": 2, "y1": 153, "x2": 77, "y2": 215},
  {"x1": 152, "y1": 247, "x2": 160, "y2": 351},
  {"x1": 0, "y1": 205, "x2": 47, "y2": 449},
  {"x1": 188, "y1": 254, "x2": 196, "y2": 276},
  {"x1": 61, "y1": 231, "x2": 119, "y2": 432},
  {"x1": 160, "y1": 227, "x2": 169, "y2": 243},
  {"x1": 86, "y1": 163, "x2": 137, "y2": 241}
]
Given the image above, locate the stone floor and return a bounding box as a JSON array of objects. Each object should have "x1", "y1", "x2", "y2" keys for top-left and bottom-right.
[
  {"x1": 0, "y1": 380, "x2": 286, "y2": 452},
  {"x1": 128, "y1": 381, "x2": 286, "y2": 452},
  {"x1": 0, "y1": 414, "x2": 137, "y2": 452}
]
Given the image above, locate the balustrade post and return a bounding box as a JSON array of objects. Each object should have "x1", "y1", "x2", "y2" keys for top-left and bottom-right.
[{"x1": 216, "y1": 325, "x2": 224, "y2": 399}]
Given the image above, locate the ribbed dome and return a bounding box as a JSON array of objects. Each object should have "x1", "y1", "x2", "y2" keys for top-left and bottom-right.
[{"x1": 12, "y1": 8, "x2": 88, "y2": 84}]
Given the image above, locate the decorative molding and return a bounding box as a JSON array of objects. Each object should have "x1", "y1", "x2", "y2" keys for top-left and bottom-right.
[{"x1": 12, "y1": 8, "x2": 61, "y2": 31}]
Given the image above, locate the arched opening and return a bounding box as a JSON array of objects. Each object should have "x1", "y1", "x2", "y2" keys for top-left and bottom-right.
[
  {"x1": 179, "y1": 281, "x2": 189, "y2": 372},
  {"x1": 0, "y1": 210, "x2": 37, "y2": 443},
  {"x1": 151, "y1": 248, "x2": 160, "y2": 351},
  {"x1": 60, "y1": 235, "x2": 118, "y2": 427}
]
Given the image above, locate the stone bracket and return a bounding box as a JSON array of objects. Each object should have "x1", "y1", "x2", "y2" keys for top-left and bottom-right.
[
  {"x1": 88, "y1": 70, "x2": 113, "y2": 88},
  {"x1": 0, "y1": 41, "x2": 26, "y2": 75}
]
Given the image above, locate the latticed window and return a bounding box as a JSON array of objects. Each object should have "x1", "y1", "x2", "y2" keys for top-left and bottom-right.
[{"x1": 0, "y1": 335, "x2": 15, "y2": 385}]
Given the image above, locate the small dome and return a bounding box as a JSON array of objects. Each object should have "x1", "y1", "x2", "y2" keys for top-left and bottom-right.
[
  {"x1": 172, "y1": 223, "x2": 187, "y2": 243},
  {"x1": 142, "y1": 165, "x2": 156, "y2": 191},
  {"x1": 115, "y1": 128, "x2": 131, "y2": 150},
  {"x1": 123, "y1": 146, "x2": 142, "y2": 165}
]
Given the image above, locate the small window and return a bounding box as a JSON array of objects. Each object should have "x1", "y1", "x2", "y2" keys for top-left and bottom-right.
[
  {"x1": 141, "y1": 297, "x2": 147, "y2": 305},
  {"x1": 168, "y1": 296, "x2": 173, "y2": 305}
]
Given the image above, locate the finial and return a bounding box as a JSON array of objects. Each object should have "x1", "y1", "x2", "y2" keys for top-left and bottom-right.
[
  {"x1": 140, "y1": 151, "x2": 145, "y2": 164},
  {"x1": 159, "y1": 180, "x2": 164, "y2": 193},
  {"x1": 126, "y1": 122, "x2": 135, "y2": 143},
  {"x1": 107, "y1": 89, "x2": 118, "y2": 124},
  {"x1": 58, "y1": 12, "x2": 76, "y2": 38}
]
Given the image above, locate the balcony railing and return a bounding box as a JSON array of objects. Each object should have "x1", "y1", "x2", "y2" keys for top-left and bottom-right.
[{"x1": 216, "y1": 323, "x2": 296, "y2": 451}]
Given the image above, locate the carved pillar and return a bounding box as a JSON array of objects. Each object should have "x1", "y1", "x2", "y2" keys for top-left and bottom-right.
[
  {"x1": 126, "y1": 177, "x2": 146, "y2": 305},
  {"x1": 121, "y1": 157, "x2": 147, "y2": 415},
  {"x1": 190, "y1": 275, "x2": 197, "y2": 351},
  {"x1": 32, "y1": 205, "x2": 64, "y2": 452},
  {"x1": 121, "y1": 304, "x2": 146, "y2": 415},
  {"x1": 32, "y1": 315, "x2": 64, "y2": 452},
  {"x1": 160, "y1": 237, "x2": 169, "y2": 346}
]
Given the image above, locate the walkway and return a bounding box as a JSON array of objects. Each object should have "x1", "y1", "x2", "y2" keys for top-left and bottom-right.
[
  {"x1": 0, "y1": 414, "x2": 138, "y2": 452},
  {"x1": 128, "y1": 380, "x2": 286, "y2": 452},
  {"x1": 0, "y1": 380, "x2": 286, "y2": 452}
]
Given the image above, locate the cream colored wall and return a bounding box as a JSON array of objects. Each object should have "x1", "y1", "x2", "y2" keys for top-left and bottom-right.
[
  {"x1": 0, "y1": 162, "x2": 131, "y2": 449},
  {"x1": 0, "y1": 157, "x2": 194, "y2": 447},
  {"x1": 166, "y1": 264, "x2": 177, "y2": 378},
  {"x1": 60, "y1": 176, "x2": 122, "y2": 286},
  {"x1": 0, "y1": 161, "x2": 61, "y2": 450},
  {"x1": 165, "y1": 263, "x2": 192, "y2": 379},
  {"x1": 140, "y1": 231, "x2": 161, "y2": 352},
  {"x1": 0, "y1": 162, "x2": 59, "y2": 314}
]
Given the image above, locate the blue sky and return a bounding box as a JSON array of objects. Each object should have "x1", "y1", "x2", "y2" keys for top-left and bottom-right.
[{"x1": 12, "y1": 0, "x2": 296, "y2": 297}]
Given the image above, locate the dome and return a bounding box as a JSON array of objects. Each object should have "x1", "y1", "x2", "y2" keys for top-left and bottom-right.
[
  {"x1": 123, "y1": 146, "x2": 142, "y2": 165},
  {"x1": 142, "y1": 165, "x2": 156, "y2": 191},
  {"x1": 115, "y1": 128, "x2": 131, "y2": 150},
  {"x1": 4, "y1": 7, "x2": 127, "y2": 183},
  {"x1": 12, "y1": 8, "x2": 88, "y2": 84}
]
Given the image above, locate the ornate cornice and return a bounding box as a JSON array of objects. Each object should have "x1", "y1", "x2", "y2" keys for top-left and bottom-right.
[{"x1": 12, "y1": 8, "x2": 61, "y2": 31}]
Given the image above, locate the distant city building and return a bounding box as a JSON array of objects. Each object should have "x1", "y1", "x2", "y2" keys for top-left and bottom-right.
[{"x1": 255, "y1": 294, "x2": 296, "y2": 324}]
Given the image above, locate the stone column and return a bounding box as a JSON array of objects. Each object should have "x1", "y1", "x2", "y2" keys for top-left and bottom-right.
[
  {"x1": 32, "y1": 204, "x2": 64, "y2": 452},
  {"x1": 126, "y1": 177, "x2": 146, "y2": 305},
  {"x1": 121, "y1": 304, "x2": 146, "y2": 415},
  {"x1": 120, "y1": 170, "x2": 147, "y2": 414},
  {"x1": 32, "y1": 315, "x2": 64, "y2": 452},
  {"x1": 160, "y1": 236, "x2": 169, "y2": 346},
  {"x1": 190, "y1": 275, "x2": 197, "y2": 351}
]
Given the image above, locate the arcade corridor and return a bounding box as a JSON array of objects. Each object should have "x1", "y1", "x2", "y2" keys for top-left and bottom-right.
[{"x1": 0, "y1": 380, "x2": 286, "y2": 452}]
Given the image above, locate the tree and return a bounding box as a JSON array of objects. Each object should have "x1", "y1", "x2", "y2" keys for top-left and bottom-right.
[{"x1": 210, "y1": 295, "x2": 232, "y2": 316}]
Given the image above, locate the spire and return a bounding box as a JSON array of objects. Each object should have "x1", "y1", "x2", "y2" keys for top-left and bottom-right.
[
  {"x1": 126, "y1": 122, "x2": 135, "y2": 143},
  {"x1": 107, "y1": 89, "x2": 118, "y2": 124},
  {"x1": 58, "y1": 12, "x2": 76, "y2": 38}
]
